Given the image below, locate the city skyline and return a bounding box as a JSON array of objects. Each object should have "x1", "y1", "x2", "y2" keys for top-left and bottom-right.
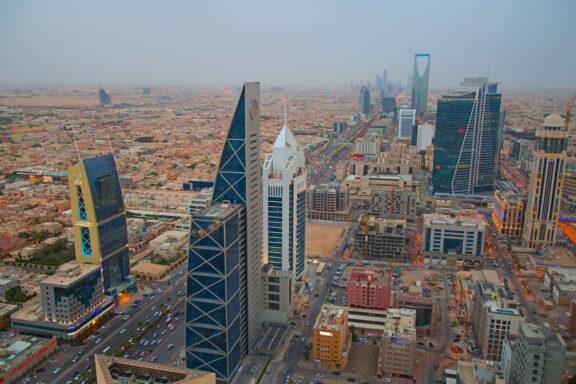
[{"x1": 0, "y1": 1, "x2": 575, "y2": 89}]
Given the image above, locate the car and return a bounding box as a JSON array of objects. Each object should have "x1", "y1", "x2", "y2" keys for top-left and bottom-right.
[
  {"x1": 300, "y1": 337, "x2": 305, "y2": 342},
  {"x1": 382, "y1": 379, "x2": 391, "y2": 383},
  {"x1": 315, "y1": 373, "x2": 324, "y2": 378},
  {"x1": 53, "y1": 367, "x2": 62, "y2": 374},
  {"x1": 429, "y1": 342, "x2": 434, "y2": 348},
  {"x1": 332, "y1": 371, "x2": 341, "y2": 376},
  {"x1": 347, "y1": 379, "x2": 357, "y2": 383},
  {"x1": 95, "y1": 338, "x2": 102, "y2": 344},
  {"x1": 150, "y1": 356, "x2": 158, "y2": 362},
  {"x1": 167, "y1": 344, "x2": 174, "y2": 350}
]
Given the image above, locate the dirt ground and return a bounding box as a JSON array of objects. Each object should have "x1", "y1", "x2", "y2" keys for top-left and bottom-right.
[
  {"x1": 0, "y1": 95, "x2": 150, "y2": 107},
  {"x1": 346, "y1": 343, "x2": 380, "y2": 377},
  {"x1": 306, "y1": 222, "x2": 347, "y2": 257}
]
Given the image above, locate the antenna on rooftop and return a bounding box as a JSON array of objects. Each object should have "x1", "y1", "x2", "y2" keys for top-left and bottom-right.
[{"x1": 71, "y1": 126, "x2": 82, "y2": 162}]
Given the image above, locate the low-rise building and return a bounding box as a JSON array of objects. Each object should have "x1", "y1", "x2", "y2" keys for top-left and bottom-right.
[
  {"x1": 472, "y1": 281, "x2": 525, "y2": 362},
  {"x1": 457, "y1": 359, "x2": 505, "y2": 384},
  {"x1": 353, "y1": 219, "x2": 405, "y2": 262},
  {"x1": 542, "y1": 267, "x2": 576, "y2": 306},
  {"x1": 313, "y1": 305, "x2": 351, "y2": 370},
  {"x1": 421, "y1": 213, "x2": 485, "y2": 264},
  {"x1": 395, "y1": 292, "x2": 436, "y2": 337},
  {"x1": 261, "y1": 264, "x2": 293, "y2": 323},
  {"x1": 369, "y1": 189, "x2": 419, "y2": 221},
  {"x1": 94, "y1": 354, "x2": 215, "y2": 384},
  {"x1": 378, "y1": 308, "x2": 416, "y2": 381},
  {"x1": 12, "y1": 262, "x2": 115, "y2": 345},
  {"x1": 0, "y1": 333, "x2": 57, "y2": 384},
  {"x1": 307, "y1": 183, "x2": 350, "y2": 222},
  {"x1": 149, "y1": 230, "x2": 188, "y2": 258},
  {"x1": 493, "y1": 190, "x2": 525, "y2": 238},
  {"x1": 505, "y1": 323, "x2": 565, "y2": 384},
  {"x1": 347, "y1": 267, "x2": 391, "y2": 310}
]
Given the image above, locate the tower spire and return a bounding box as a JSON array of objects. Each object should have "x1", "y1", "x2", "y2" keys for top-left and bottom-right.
[{"x1": 284, "y1": 98, "x2": 287, "y2": 127}]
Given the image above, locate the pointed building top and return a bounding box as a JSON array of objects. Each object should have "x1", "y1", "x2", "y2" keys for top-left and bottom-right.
[{"x1": 273, "y1": 124, "x2": 298, "y2": 149}]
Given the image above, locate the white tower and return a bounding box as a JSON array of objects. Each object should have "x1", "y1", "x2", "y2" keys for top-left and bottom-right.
[{"x1": 262, "y1": 104, "x2": 307, "y2": 279}]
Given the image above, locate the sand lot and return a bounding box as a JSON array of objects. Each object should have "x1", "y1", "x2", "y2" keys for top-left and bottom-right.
[{"x1": 306, "y1": 222, "x2": 347, "y2": 257}]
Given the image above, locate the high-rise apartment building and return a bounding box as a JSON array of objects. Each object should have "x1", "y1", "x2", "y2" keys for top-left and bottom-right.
[
  {"x1": 262, "y1": 123, "x2": 307, "y2": 279},
  {"x1": 398, "y1": 109, "x2": 416, "y2": 139},
  {"x1": 504, "y1": 323, "x2": 565, "y2": 384},
  {"x1": 359, "y1": 85, "x2": 371, "y2": 115},
  {"x1": 432, "y1": 78, "x2": 502, "y2": 194},
  {"x1": 68, "y1": 154, "x2": 130, "y2": 292},
  {"x1": 369, "y1": 189, "x2": 419, "y2": 221},
  {"x1": 333, "y1": 120, "x2": 348, "y2": 137},
  {"x1": 306, "y1": 183, "x2": 350, "y2": 221},
  {"x1": 186, "y1": 83, "x2": 262, "y2": 383},
  {"x1": 354, "y1": 134, "x2": 380, "y2": 157},
  {"x1": 415, "y1": 124, "x2": 433, "y2": 151},
  {"x1": 411, "y1": 54, "x2": 430, "y2": 117},
  {"x1": 522, "y1": 114, "x2": 567, "y2": 248}
]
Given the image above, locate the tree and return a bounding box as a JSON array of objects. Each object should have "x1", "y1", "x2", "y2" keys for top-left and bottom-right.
[{"x1": 303, "y1": 350, "x2": 310, "y2": 360}]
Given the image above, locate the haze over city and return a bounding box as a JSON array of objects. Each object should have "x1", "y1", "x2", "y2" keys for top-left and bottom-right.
[{"x1": 1, "y1": 0, "x2": 575, "y2": 89}]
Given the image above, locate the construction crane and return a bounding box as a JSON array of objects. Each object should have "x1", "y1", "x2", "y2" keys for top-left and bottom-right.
[
  {"x1": 347, "y1": 217, "x2": 379, "y2": 260},
  {"x1": 566, "y1": 92, "x2": 576, "y2": 130}
]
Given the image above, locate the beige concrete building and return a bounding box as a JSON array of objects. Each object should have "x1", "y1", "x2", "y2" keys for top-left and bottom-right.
[
  {"x1": 261, "y1": 264, "x2": 293, "y2": 323},
  {"x1": 313, "y1": 304, "x2": 351, "y2": 370},
  {"x1": 493, "y1": 190, "x2": 525, "y2": 238},
  {"x1": 95, "y1": 354, "x2": 215, "y2": 384},
  {"x1": 149, "y1": 230, "x2": 188, "y2": 257},
  {"x1": 378, "y1": 308, "x2": 417, "y2": 381}
]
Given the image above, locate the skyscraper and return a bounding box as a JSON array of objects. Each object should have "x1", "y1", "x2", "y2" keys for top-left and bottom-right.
[
  {"x1": 432, "y1": 78, "x2": 502, "y2": 194},
  {"x1": 398, "y1": 109, "x2": 416, "y2": 139},
  {"x1": 262, "y1": 120, "x2": 307, "y2": 280},
  {"x1": 411, "y1": 54, "x2": 430, "y2": 116},
  {"x1": 68, "y1": 154, "x2": 130, "y2": 292},
  {"x1": 359, "y1": 85, "x2": 370, "y2": 115},
  {"x1": 522, "y1": 114, "x2": 567, "y2": 248},
  {"x1": 186, "y1": 83, "x2": 262, "y2": 383}
]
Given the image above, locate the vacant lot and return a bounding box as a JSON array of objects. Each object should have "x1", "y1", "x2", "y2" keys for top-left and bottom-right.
[
  {"x1": 346, "y1": 342, "x2": 379, "y2": 377},
  {"x1": 306, "y1": 222, "x2": 346, "y2": 257}
]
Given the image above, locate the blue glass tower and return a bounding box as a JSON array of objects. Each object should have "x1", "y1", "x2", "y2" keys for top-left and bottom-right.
[
  {"x1": 432, "y1": 78, "x2": 502, "y2": 194},
  {"x1": 68, "y1": 154, "x2": 130, "y2": 292},
  {"x1": 187, "y1": 83, "x2": 262, "y2": 384}
]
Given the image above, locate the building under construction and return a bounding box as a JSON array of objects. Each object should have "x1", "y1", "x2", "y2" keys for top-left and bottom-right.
[{"x1": 352, "y1": 219, "x2": 406, "y2": 262}]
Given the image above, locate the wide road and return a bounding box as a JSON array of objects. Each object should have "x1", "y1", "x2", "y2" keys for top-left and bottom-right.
[{"x1": 35, "y1": 263, "x2": 187, "y2": 384}]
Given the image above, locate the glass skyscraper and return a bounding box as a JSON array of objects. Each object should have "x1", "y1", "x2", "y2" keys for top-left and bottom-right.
[
  {"x1": 359, "y1": 85, "x2": 370, "y2": 115},
  {"x1": 432, "y1": 78, "x2": 502, "y2": 195},
  {"x1": 68, "y1": 154, "x2": 130, "y2": 292},
  {"x1": 262, "y1": 124, "x2": 307, "y2": 280},
  {"x1": 411, "y1": 54, "x2": 430, "y2": 117},
  {"x1": 186, "y1": 82, "x2": 262, "y2": 384}
]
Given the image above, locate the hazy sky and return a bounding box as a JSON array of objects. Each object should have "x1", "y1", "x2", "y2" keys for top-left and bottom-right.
[{"x1": 0, "y1": 0, "x2": 574, "y2": 89}]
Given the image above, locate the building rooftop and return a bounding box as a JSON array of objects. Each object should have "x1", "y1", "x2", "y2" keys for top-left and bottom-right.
[
  {"x1": 315, "y1": 304, "x2": 348, "y2": 332},
  {"x1": 41, "y1": 261, "x2": 100, "y2": 287},
  {"x1": 0, "y1": 333, "x2": 56, "y2": 380},
  {"x1": 95, "y1": 354, "x2": 215, "y2": 384},
  {"x1": 349, "y1": 267, "x2": 391, "y2": 286},
  {"x1": 423, "y1": 213, "x2": 486, "y2": 230}
]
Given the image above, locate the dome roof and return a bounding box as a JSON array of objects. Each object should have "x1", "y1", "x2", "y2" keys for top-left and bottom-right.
[{"x1": 543, "y1": 113, "x2": 564, "y2": 127}]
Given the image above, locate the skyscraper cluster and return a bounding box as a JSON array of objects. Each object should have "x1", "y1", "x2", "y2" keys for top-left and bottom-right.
[{"x1": 186, "y1": 83, "x2": 307, "y2": 383}]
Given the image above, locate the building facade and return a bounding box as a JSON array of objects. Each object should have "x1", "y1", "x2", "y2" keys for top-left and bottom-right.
[
  {"x1": 354, "y1": 134, "x2": 380, "y2": 157},
  {"x1": 306, "y1": 183, "x2": 350, "y2": 221},
  {"x1": 353, "y1": 219, "x2": 406, "y2": 262},
  {"x1": 416, "y1": 124, "x2": 433, "y2": 151},
  {"x1": 421, "y1": 214, "x2": 485, "y2": 264},
  {"x1": 411, "y1": 54, "x2": 430, "y2": 117},
  {"x1": 493, "y1": 190, "x2": 525, "y2": 237},
  {"x1": 378, "y1": 308, "x2": 416, "y2": 381},
  {"x1": 522, "y1": 114, "x2": 568, "y2": 248},
  {"x1": 398, "y1": 109, "x2": 416, "y2": 139},
  {"x1": 432, "y1": 78, "x2": 502, "y2": 194},
  {"x1": 369, "y1": 189, "x2": 419, "y2": 221},
  {"x1": 95, "y1": 354, "x2": 216, "y2": 384},
  {"x1": 262, "y1": 125, "x2": 307, "y2": 280},
  {"x1": 360, "y1": 85, "x2": 371, "y2": 115},
  {"x1": 472, "y1": 281, "x2": 524, "y2": 362},
  {"x1": 68, "y1": 153, "x2": 130, "y2": 292},
  {"x1": 186, "y1": 83, "x2": 263, "y2": 383},
  {"x1": 347, "y1": 268, "x2": 391, "y2": 310},
  {"x1": 313, "y1": 305, "x2": 351, "y2": 370},
  {"x1": 507, "y1": 323, "x2": 565, "y2": 384},
  {"x1": 395, "y1": 292, "x2": 436, "y2": 337},
  {"x1": 260, "y1": 264, "x2": 292, "y2": 323}
]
